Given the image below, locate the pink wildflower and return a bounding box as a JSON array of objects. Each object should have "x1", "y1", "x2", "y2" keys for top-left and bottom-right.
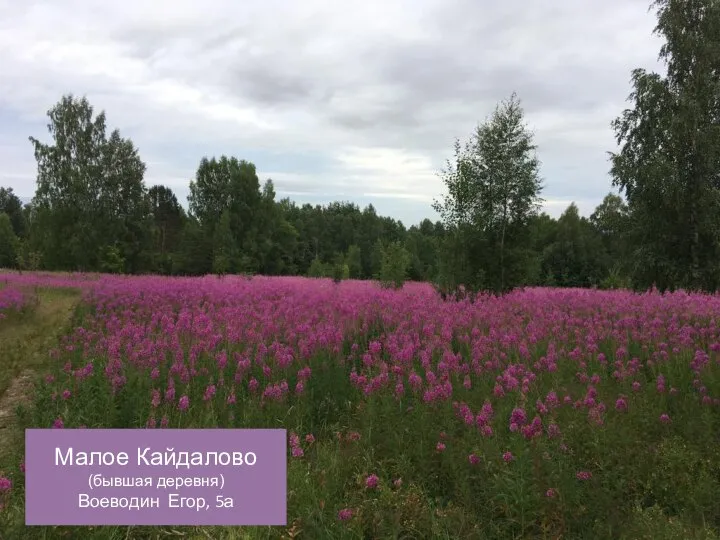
[
  {"x1": 365, "y1": 474, "x2": 379, "y2": 489},
  {"x1": 178, "y1": 395, "x2": 190, "y2": 411},
  {"x1": 615, "y1": 397, "x2": 628, "y2": 412},
  {"x1": 202, "y1": 384, "x2": 216, "y2": 401},
  {"x1": 289, "y1": 432, "x2": 300, "y2": 447}
]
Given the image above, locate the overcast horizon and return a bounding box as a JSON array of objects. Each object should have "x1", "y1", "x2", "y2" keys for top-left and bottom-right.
[{"x1": 0, "y1": 0, "x2": 665, "y2": 226}]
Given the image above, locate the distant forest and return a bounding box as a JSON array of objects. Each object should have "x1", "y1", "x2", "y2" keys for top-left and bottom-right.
[{"x1": 0, "y1": 130, "x2": 632, "y2": 291}]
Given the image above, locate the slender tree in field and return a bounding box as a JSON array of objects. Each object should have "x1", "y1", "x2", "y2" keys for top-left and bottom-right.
[
  {"x1": 434, "y1": 93, "x2": 543, "y2": 295},
  {"x1": 610, "y1": 0, "x2": 720, "y2": 292}
]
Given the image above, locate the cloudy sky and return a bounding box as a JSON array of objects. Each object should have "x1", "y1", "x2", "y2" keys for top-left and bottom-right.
[{"x1": 0, "y1": 0, "x2": 664, "y2": 226}]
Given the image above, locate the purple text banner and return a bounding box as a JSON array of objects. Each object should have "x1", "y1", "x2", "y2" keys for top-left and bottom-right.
[{"x1": 25, "y1": 429, "x2": 286, "y2": 526}]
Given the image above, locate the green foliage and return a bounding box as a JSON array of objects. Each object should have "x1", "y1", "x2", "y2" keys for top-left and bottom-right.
[
  {"x1": 212, "y1": 209, "x2": 236, "y2": 275},
  {"x1": 600, "y1": 265, "x2": 633, "y2": 290},
  {"x1": 23, "y1": 251, "x2": 42, "y2": 271},
  {"x1": 433, "y1": 93, "x2": 543, "y2": 296},
  {"x1": 148, "y1": 185, "x2": 185, "y2": 257},
  {"x1": 434, "y1": 225, "x2": 485, "y2": 300},
  {"x1": 212, "y1": 254, "x2": 231, "y2": 276},
  {"x1": 623, "y1": 504, "x2": 720, "y2": 540},
  {"x1": 609, "y1": 0, "x2": 720, "y2": 292},
  {"x1": 308, "y1": 256, "x2": 328, "y2": 278},
  {"x1": 331, "y1": 253, "x2": 347, "y2": 283},
  {"x1": 0, "y1": 213, "x2": 19, "y2": 268},
  {"x1": 15, "y1": 243, "x2": 42, "y2": 273},
  {"x1": 28, "y1": 94, "x2": 152, "y2": 273},
  {"x1": 369, "y1": 238, "x2": 384, "y2": 279},
  {"x1": 0, "y1": 187, "x2": 26, "y2": 238},
  {"x1": 188, "y1": 156, "x2": 264, "y2": 273},
  {"x1": 98, "y1": 245, "x2": 125, "y2": 274},
  {"x1": 172, "y1": 218, "x2": 212, "y2": 276},
  {"x1": 346, "y1": 245, "x2": 362, "y2": 279},
  {"x1": 378, "y1": 241, "x2": 410, "y2": 289},
  {"x1": 541, "y1": 203, "x2": 609, "y2": 288}
]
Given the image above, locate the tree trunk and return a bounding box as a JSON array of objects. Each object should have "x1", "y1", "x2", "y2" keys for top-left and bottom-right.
[
  {"x1": 500, "y1": 175, "x2": 509, "y2": 293},
  {"x1": 500, "y1": 217, "x2": 506, "y2": 293},
  {"x1": 689, "y1": 104, "x2": 700, "y2": 290}
]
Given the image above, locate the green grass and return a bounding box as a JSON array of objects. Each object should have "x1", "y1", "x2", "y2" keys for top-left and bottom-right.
[
  {"x1": 0, "y1": 287, "x2": 81, "y2": 456},
  {"x1": 0, "y1": 287, "x2": 79, "y2": 396}
]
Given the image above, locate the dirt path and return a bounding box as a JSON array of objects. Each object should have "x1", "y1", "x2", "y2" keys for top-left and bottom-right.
[{"x1": 0, "y1": 288, "x2": 81, "y2": 452}]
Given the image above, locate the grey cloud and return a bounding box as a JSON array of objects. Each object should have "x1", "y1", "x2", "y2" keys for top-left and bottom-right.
[
  {"x1": 110, "y1": 0, "x2": 656, "y2": 153},
  {"x1": 227, "y1": 65, "x2": 322, "y2": 108},
  {"x1": 0, "y1": 0, "x2": 668, "y2": 222}
]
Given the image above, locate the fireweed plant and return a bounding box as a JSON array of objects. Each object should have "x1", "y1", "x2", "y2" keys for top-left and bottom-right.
[{"x1": 0, "y1": 273, "x2": 719, "y2": 538}]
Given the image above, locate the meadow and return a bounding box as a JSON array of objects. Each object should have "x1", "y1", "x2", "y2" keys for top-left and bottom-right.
[{"x1": 0, "y1": 272, "x2": 719, "y2": 539}]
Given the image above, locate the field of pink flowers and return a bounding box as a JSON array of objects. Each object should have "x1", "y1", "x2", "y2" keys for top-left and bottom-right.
[{"x1": 1, "y1": 273, "x2": 720, "y2": 538}]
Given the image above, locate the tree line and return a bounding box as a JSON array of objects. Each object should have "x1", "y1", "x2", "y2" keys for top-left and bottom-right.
[
  {"x1": 0, "y1": 0, "x2": 717, "y2": 294},
  {"x1": 0, "y1": 125, "x2": 632, "y2": 291}
]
